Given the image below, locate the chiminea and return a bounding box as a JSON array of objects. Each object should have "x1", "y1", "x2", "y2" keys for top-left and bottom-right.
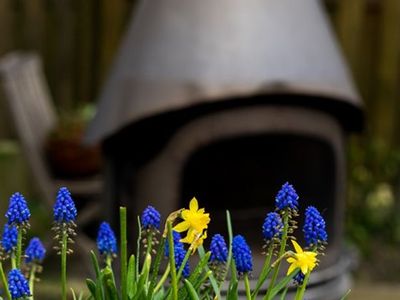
[{"x1": 86, "y1": 0, "x2": 363, "y2": 299}]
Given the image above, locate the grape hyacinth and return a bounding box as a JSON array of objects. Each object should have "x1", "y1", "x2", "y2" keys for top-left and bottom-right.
[
  {"x1": 303, "y1": 206, "x2": 328, "y2": 248},
  {"x1": 5, "y1": 193, "x2": 31, "y2": 228},
  {"x1": 275, "y1": 182, "x2": 299, "y2": 211},
  {"x1": 232, "y1": 235, "x2": 253, "y2": 274},
  {"x1": 141, "y1": 206, "x2": 161, "y2": 230},
  {"x1": 209, "y1": 234, "x2": 228, "y2": 263},
  {"x1": 293, "y1": 272, "x2": 305, "y2": 286},
  {"x1": 262, "y1": 212, "x2": 283, "y2": 241},
  {"x1": 7, "y1": 269, "x2": 30, "y2": 299},
  {"x1": 1, "y1": 225, "x2": 18, "y2": 254},
  {"x1": 53, "y1": 187, "x2": 77, "y2": 224},
  {"x1": 52, "y1": 187, "x2": 77, "y2": 300},
  {"x1": 141, "y1": 206, "x2": 161, "y2": 257},
  {"x1": 164, "y1": 231, "x2": 182, "y2": 258},
  {"x1": 209, "y1": 234, "x2": 228, "y2": 283},
  {"x1": 96, "y1": 222, "x2": 117, "y2": 257},
  {"x1": 24, "y1": 238, "x2": 46, "y2": 264}
]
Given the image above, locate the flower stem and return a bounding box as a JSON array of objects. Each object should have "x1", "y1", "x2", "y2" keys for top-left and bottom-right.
[
  {"x1": 61, "y1": 230, "x2": 67, "y2": 300},
  {"x1": 244, "y1": 273, "x2": 252, "y2": 300},
  {"x1": 29, "y1": 264, "x2": 37, "y2": 299},
  {"x1": 16, "y1": 227, "x2": 23, "y2": 268},
  {"x1": 11, "y1": 253, "x2": 16, "y2": 269},
  {"x1": 106, "y1": 255, "x2": 112, "y2": 268},
  {"x1": 167, "y1": 221, "x2": 178, "y2": 300},
  {"x1": 147, "y1": 237, "x2": 166, "y2": 299},
  {"x1": 120, "y1": 207, "x2": 128, "y2": 300},
  {"x1": 264, "y1": 211, "x2": 289, "y2": 300},
  {"x1": 252, "y1": 243, "x2": 273, "y2": 298},
  {"x1": 154, "y1": 263, "x2": 170, "y2": 293},
  {"x1": 295, "y1": 271, "x2": 311, "y2": 300},
  {"x1": 0, "y1": 262, "x2": 12, "y2": 300},
  {"x1": 176, "y1": 244, "x2": 191, "y2": 282},
  {"x1": 294, "y1": 245, "x2": 316, "y2": 300},
  {"x1": 145, "y1": 231, "x2": 154, "y2": 259}
]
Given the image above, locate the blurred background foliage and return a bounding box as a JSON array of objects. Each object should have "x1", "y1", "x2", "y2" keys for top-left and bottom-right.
[{"x1": 0, "y1": 0, "x2": 400, "y2": 280}]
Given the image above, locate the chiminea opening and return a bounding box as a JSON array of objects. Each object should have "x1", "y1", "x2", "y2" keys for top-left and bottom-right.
[{"x1": 181, "y1": 133, "x2": 336, "y2": 257}]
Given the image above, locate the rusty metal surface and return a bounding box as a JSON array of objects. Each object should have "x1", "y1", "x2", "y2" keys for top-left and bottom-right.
[{"x1": 86, "y1": 0, "x2": 362, "y2": 144}]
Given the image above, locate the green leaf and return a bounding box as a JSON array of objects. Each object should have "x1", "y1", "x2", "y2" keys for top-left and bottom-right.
[
  {"x1": 133, "y1": 254, "x2": 151, "y2": 300},
  {"x1": 148, "y1": 237, "x2": 166, "y2": 300},
  {"x1": 153, "y1": 288, "x2": 165, "y2": 300},
  {"x1": 86, "y1": 279, "x2": 97, "y2": 297},
  {"x1": 226, "y1": 278, "x2": 238, "y2": 300},
  {"x1": 188, "y1": 251, "x2": 211, "y2": 283},
  {"x1": 90, "y1": 251, "x2": 101, "y2": 278},
  {"x1": 177, "y1": 251, "x2": 211, "y2": 299},
  {"x1": 127, "y1": 255, "x2": 137, "y2": 299},
  {"x1": 120, "y1": 207, "x2": 128, "y2": 300},
  {"x1": 106, "y1": 279, "x2": 120, "y2": 300},
  {"x1": 183, "y1": 279, "x2": 200, "y2": 300},
  {"x1": 268, "y1": 271, "x2": 298, "y2": 299},
  {"x1": 71, "y1": 288, "x2": 78, "y2": 300},
  {"x1": 227, "y1": 261, "x2": 238, "y2": 300},
  {"x1": 102, "y1": 266, "x2": 119, "y2": 300},
  {"x1": 340, "y1": 289, "x2": 352, "y2": 300},
  {"x1": 279, "y1": 287, "x2": 289, "y2": 300},
  {"x1": 136, "y1": 216, "x2": 142, "y2": 279},
  {"x1": 198, "y1": 246, "x2": 221, "y2": 299}
]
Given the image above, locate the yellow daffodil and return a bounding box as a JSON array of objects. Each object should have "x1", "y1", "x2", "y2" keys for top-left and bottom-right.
[
  {"x1": 184, "y1": 230, "x2": 207, "y2": 254},
  {"x1": 286, "y1": 240, "x2": 317, "y2": 275},
  {"x1": 173, "y1": 197, "x2": 210, "y2": 245}
]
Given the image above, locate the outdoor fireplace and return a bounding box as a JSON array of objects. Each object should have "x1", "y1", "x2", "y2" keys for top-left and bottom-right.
[{"x1": 86, "y1": 0, "x2": 363, "y2": 299}]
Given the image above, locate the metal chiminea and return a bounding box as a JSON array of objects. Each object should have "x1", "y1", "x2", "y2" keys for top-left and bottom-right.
[{"x1": 86, "y1": 0, "x2": 363, "y2": 298}]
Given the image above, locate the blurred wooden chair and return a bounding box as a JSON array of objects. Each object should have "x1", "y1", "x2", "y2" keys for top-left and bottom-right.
[{"x1": 0, "y1": 52, "x2": 101, "y2": 259}]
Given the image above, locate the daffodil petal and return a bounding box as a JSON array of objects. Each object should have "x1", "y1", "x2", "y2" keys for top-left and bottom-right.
[
  {"x1": 173, "y1": 221, "x2": 190, "y2": 232},
  {"x1": 291, "y1": 240, "x2": 303, "y2": 254},
  {"x1": 287, "y1": 264, "x2": 297, "y2": 275},
  {"x1": 190, "y1": 198, "x2": 198, "y2": 211},
  {"x1": 180, "y1": 235, "x2": 193, "y2": 244},
  {"x1": 287, "y1": 257, "x2": 296, "y2": 263},
  {"x1": 181, "y1": 210, "x2": 190, "y2": 219},
  {"x1": 301, "y1": 265, "x2": 308, "y2": 275}
]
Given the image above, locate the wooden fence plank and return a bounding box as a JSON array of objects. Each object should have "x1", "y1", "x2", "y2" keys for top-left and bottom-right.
[
  {"x1": 74, "y1": 0, "x2": 96, "y2": 104},
  {"x1": 373, "y1": 0, "x2": 400, "y2": 145}
]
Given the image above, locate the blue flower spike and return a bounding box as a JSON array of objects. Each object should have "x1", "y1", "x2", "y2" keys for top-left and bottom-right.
[
  {"x1": 164, "y1": 231, "x2": 182, "y2": 258},
  {"x1": 209, "y1": 234, "x2": 228, "y2": 282},
  {"x1": 53, "y1": 187, "x2": 77, "y2": 224},
  {"x1": 97, "y1": 222, "x2": 118, "y2": 258},
  {"x1": 232, "y1": 235, "x2": 253, "y2": 274},
  {"x1": 141, "y1": 206, "x2": 161, "y2": 256},
  {"x1": 303, "y1": 206, "x2": 328, "y2": 249},
  {"x1": 1, "y1": 225, "x2": 18, "y2": 255},
  {"x1": 293, "y1": 272, "x2": 305, "y2": 286},
  {"x1": 262, "y1": 212, "x2": 283, "y2": 242},
  {"x1": 8, "y1": 269, "x2": 30, "y2": 299},
  {"x1": 25, "y1": 237, "x2": 46, "y2": 264},
  {"x1": 275, "y1": 182, "x2": 299, "y2": 212},
  {"x1": 210, "y1": 234, "x2": 228, "y2": 263},
  {"x1": 141, "y1": 206, "x2": 161, "y2": 230},
  {"x1": 52, "y1": 187, "x2": 77, "y2": 256},
  {"x1": 6, "y1": 192, "x2": 31, "y2": 228}
]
